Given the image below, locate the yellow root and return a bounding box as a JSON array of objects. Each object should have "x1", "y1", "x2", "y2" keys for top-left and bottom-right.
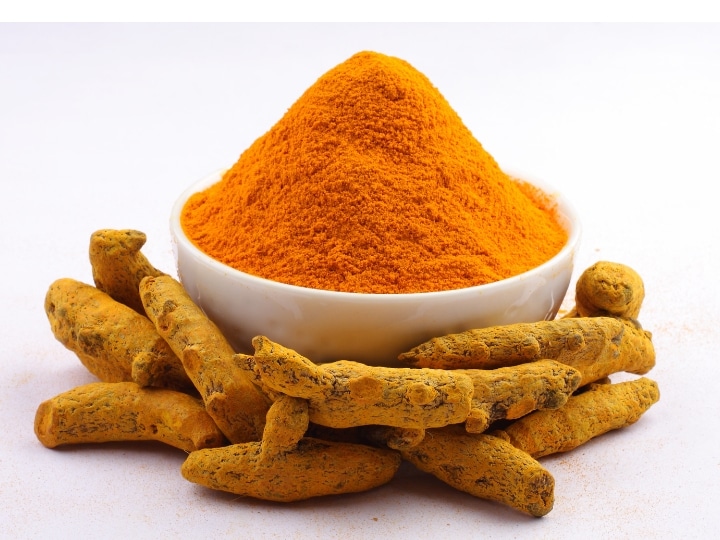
[
  {"x1": 259, "y1": 394, "x2": 309, "y2": 461},
  {"x1": 89, "y1": 229, "x2": 166, "y2": 314},
  {"x1": 140, "y1": 275, "x2": 270, "y2": 443},
  {"x1": 182, "y1": 438, "x2": 401, "y2": 502},
  {"x1": 34, "y1": 381, "x2": 225, "y2": 452},
  {"x1": 564, "y1": 261, "x2": 645, "y2": 319},
  {"x1": 458, "y1": 360, "x2": 581, "y2": 433},
  {"x1": 395, "y1": 425, "x2": 554, "y2": 517},
  {"x1": 497, "y1": 377, "x2": 660, "y2": 458},
  {"x1": 398, "y1": 317, "x2": 655, "y2": 386},
  {"x1": 45, "y1": 278, "x2": 192, "y2": 391},
  {"x1": 251, "y1": 336, "x2": 473, "y2": 430},
  {"x1": 181, "y1": 393, "x2": 400, "y2": 502}
]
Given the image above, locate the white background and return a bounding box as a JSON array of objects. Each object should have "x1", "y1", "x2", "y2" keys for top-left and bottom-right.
[{"x1": 2, "y1": 23, "x2": 719, "y2": 539}]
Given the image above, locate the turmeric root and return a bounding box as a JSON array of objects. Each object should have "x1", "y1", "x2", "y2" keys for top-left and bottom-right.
[
  {"x1": 260, "y1": 394, "x2": 309, "y2": 461},
  {"x1": 89, "y1": 229, "x2": 166, "y2": 314},
  {"x1": 496, "y1": 377, "x2": 660, "y2": 458},
  {"x1": 181, "y1": 394, "x2": 400, "y2": 502},
  {"x1": 398, "y1": 317, "x2": 655, "y2": 386},
  {"x1": 252, "y1": 336, "x2": 473, "y2": 430},
  {"x1": 182, "y1": 438, "x2": 400, "y2": 502},
  {"x1": 564, "y1": 261, "x2": 645, "y2": 319},
  {"x1": 45, "y1": 278, "x2": 192, "y2": 391},
  {"x1": 390, "y1": 425, "x2": 554, "y2": 517},
  {"x1": 140, "y1": 275, "x2": 270, "y2": 443},
  {"x1": 458, "y1": 360, "x2": 582, "y2": 434},
  {"x1": 34, "y1": 381, "x2": 225, "y2": 452}
]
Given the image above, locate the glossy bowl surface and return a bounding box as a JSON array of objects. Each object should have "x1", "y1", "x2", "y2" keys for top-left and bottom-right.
[{"x1": 171, "y1": 170, "x2": 581, "y2": 366}]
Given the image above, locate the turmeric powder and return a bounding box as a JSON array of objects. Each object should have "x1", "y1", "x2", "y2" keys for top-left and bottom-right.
[{"x1": 181, "y1": 51, "x2": 567, "y2": 294}]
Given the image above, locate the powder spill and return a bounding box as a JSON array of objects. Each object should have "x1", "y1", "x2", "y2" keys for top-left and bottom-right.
[{"x1": 181, "y1": 51, "x2": 567, "y2": 293}]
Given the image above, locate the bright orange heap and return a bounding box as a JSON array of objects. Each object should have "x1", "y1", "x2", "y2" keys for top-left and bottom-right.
[{"x1": 181, "y1": 51, "x2": 567, "y2": 293}]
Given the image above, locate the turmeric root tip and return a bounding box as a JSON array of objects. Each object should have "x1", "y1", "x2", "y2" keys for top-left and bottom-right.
[
  {"x1": 397, "y1": 425, "x2": 554, "y2": 517},
  {"x1": 499, "y1": 377, "x2": 660, "y2": 458},
  {"x1": 89, "y1": 229, "x2": 166, "y2": 314}
]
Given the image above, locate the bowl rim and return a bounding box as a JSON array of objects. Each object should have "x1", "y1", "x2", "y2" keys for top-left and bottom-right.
[{"x1": 170, "y1": 168, "x2": 582, "y2": 303}]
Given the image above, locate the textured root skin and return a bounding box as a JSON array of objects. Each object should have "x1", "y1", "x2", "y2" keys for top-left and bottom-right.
[
  {"x1": 233, "y1": 353, "x2": 283, "y2": 401},
  {"x1": 129, "y1": 351, "x2": 195, "y2": 393},
  {"x1": 396, "y1": 425, "x2": 554, "y2": 517},
  {"x1": 140, "y1": 275, "x2": 270, "y2": 443},
  {"x1": 252, "y1": 336, "x2": 473, "y2": 430},
  {"x1": 398, "y1": 317, "x2": 655, "y2": 386},
  {"x1": 499, "y1": 377, "x2": 660, "y2": 458},
  {"x1": 34, "y1": 382, "x2": 225, "y2": 452},
  {"x1": 458, "y1": 360, "x2": 582, "y2": 434},
  {"x1": 564, "y1": 261, "x2": 645, "y2": 319},
  {"x1": 260, "y1": 394, "x2": 309, "y2": 460},
  {"x1": 182, "y1": 389, "x2": 400, "y2": 501},
  {"x1": 89, "y1": 229, "x2": 166, "y2": 314},
  {"x1": 45, "y1": 278, "x2": 192, "y2": 391},
  {"x1": 181, "y1": 438, "x2": 401, "y2": 502}
]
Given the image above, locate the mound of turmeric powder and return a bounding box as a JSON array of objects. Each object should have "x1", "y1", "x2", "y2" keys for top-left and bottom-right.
[{"x1": 181, "y1": 51, "x2": 567, "y2": 293}]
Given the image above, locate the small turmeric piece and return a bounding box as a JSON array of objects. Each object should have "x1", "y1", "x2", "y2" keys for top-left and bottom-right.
[
  {"x1": 140, "y1": 275, "x2": 270, "y2": 443},
  {"x1": 458, "y1": 360, "x2": 582, "y2": 434},
  {"x1": 398, "y1": 317, "x2": 655, "y2": 386},
  {"x1": 34, "y1": 381, "x2": 225, "y2": 452},
  {"x1": 45, "y1": 278, "x2": 192, "y2": 391},
  {"x1": 564, "y1": 261, "x2": 645, "y2": 319},
  {"x1": 259, "y1": 394, "x2": 310, "y2": 461},
  {"x1": 181, "y1": 392, "x2": 401, "y2": 502},
  {"x1": 89, "y1": 229, "x2": 166, "y2": 314},
  {"x1": 252, "y1": 336, "x2": 473, "y2": 430},
  {"x1": 496, "y1": 377, "x2": 660, "y2": 458},
  {"x1": 391, "y1": 425, "x2": 554, "y2": 517}
]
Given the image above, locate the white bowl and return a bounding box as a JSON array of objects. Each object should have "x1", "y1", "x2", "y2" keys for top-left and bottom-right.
[{"x1": 170, "y1": 170, "x2": 581, "y2": 366}]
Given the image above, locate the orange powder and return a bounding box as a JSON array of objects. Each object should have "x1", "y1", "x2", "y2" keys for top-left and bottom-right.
[{"x1": 181, "y1": 51, "x2": 567, "y2": 294}]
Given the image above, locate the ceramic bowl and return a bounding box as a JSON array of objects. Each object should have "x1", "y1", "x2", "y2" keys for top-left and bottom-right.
[{"x1": 170, "y1": 170, "x2": 581, "y2": 366}]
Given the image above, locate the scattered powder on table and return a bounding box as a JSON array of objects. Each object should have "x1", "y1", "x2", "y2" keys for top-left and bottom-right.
[{"x1": 181, "y1": 51, "x2": 567, "y2": 293}]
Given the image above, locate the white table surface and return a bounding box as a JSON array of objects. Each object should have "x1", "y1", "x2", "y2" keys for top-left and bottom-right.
[{"x1": 2, "y1": 23, "x2": 719, "y2": 539}]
